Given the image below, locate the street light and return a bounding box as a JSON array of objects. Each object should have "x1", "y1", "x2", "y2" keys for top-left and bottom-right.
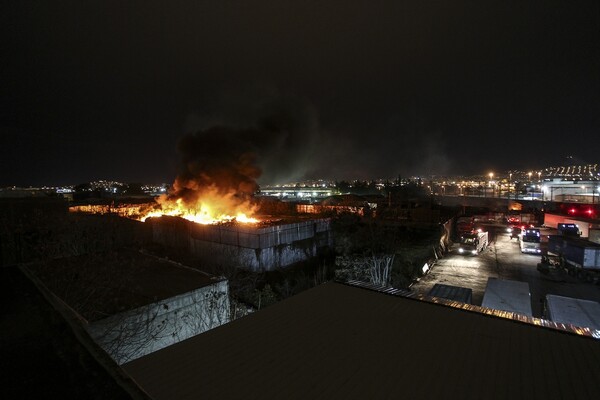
[
  {"x1": 509, "y1": 173, "x2": 512, "y2": 200},
  {"x1": 489, "y1": 172, "x2": 494, "y2": 197}
]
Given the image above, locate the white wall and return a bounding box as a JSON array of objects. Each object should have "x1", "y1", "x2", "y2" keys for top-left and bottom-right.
[{"x1": 87, "y1": 280, "x2": 230, "y2": 365}]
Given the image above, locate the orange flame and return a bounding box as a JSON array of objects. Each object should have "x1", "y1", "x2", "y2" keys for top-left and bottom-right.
[{"x1": 139, "y1": 185, "x2": 258, "y2": 225}]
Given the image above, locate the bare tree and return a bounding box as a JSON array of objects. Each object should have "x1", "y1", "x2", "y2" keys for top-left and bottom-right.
[
  {"x1": 91, "y1": 303, "x2": 171, "y2": 365},
  {"x1": 178, "y1": 288, "x2": 230, "y2": 335},
  {"x1": 335, "y1": 254, "x2": 395, "y2": 287},
  {"x1": 28, "y1": 248, "x2": 232, "y2": 365},
  {"x1": 89, "y1": 283, "x2": 231, "y2": 365},
  {"x1": 367, "y1": 254, "x2": 395, "y2": 286}
]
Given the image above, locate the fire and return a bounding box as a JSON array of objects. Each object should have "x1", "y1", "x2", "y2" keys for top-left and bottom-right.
[
  {"x1": 139, "y1": 186, "x2": 259, "y2": 225},
  {"x1": 134, "y1": 122, "x2": 266, "y2": 225}
]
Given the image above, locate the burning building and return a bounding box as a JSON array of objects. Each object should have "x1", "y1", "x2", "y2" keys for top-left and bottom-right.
[
  {"x1": 148, "y1": 216, "x2": 332, "y2": 271},
  {"x1": 69, "y1": 109, "x2": 333, "y2": 271},
  {"x1": 135, "y1": 109, "x2": 334, "y2": 270}
]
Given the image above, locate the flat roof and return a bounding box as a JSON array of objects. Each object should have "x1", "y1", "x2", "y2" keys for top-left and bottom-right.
[
  {"x1": 1, "y1": 266, "x2": 149, "y2": 399},
  {"x1": 546, "y1": 294, "x2": 600, "y2": 330},
  {"x1": 481, "y1": 278, "x2": 533, "y2": 317},
  {"x1": 27, "y1": 249, "x2": 221, "y2": 322},
  {"x1": 149, "y1": 214, "x2": 330, "y2": 230},
  {"x1": 428, "y1": 283, "x2": 473, "y2": 304},
  {"x1": 124, "y1": 281, "x2": 600, "y2": 400}
]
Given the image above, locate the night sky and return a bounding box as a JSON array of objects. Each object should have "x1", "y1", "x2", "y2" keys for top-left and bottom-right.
[{"x1": 2, "y1": 1, "x2": 599, "y2": 186}]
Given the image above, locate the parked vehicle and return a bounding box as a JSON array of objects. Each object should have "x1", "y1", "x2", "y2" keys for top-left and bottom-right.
[
  {"x1": 509, "y1": 226, "x2": 523, "y2": 240},
  {"x1": 544, "y1": 214, "x2": 590, "y2": 237},
  {"x1": 557, "y1": 223, "x2": 581, "y2": 237},
  {"x1": 545, "y1": 235, "x2": 600, "y2": 282},
  {"x1": 457, "y1": 229, "x2": 488, "y2": 255},
  {"x1": 506, "y1": 214, "x2": 521, "y2": 225},
  {"x1": 544, "y1": 294, "x2": 600, "y2": 331},
  {"x1": 481, "y1": 278, "x2": 533, "y2": 317},
  {"x1": 507, "y1": 213, "x2": 536, "y2": 225}
]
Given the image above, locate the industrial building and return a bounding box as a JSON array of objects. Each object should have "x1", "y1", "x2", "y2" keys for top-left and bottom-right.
[
  {"x1": 541, "y1": 179, "x2": 600, "y2": 203},
  {"x1": 148, "y1": 215, "x2": 332, "y2": 271}
]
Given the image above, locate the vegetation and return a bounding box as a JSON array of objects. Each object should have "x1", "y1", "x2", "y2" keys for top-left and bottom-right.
[{"x1": 331, "y1": 212, "x2": 442, "y2": 289}]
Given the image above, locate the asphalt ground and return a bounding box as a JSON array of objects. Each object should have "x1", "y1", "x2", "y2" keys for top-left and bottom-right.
[{"x1": 411, "y1": 224, "x2": 600, "y2": 317}]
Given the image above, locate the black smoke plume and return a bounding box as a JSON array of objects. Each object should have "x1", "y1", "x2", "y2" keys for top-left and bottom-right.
[{"x1": 162, "y1": 97, "x2": 321, "y2": 213}]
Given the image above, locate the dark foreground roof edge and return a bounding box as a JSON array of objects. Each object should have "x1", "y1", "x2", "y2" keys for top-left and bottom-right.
[
  {"x1": 338, "y1": 279, "x2": 600, "y2": 340},
  {"x1": 19, "y1": 265, "x2": 154, "y2": 400}
]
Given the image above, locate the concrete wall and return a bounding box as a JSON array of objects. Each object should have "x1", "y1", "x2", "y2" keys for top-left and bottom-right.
[
  {"x1": 150, "y1": 217, "x2": 332, "y2": 272},
  {"x1": 189, "y1": 236, "x2": 328, "y2": 271},
  {"x1": 149, "y1": 216, "x2": 191, "y2": 252},
  {"x1": 87, "y1": 280, "x2": 229, "y2": 365},
  {"x1": 189, "y1": 218, "x2": 331, "y2": 249}
]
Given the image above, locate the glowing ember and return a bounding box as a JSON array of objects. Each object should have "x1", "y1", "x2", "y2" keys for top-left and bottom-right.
[{"x1": 139, "y1": 185, "x2": 259, "y2": 225}]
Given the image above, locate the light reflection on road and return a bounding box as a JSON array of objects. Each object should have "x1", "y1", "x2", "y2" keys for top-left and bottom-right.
[{"x1": 411, "y1": 224, "x2": 600, "y2": 318}]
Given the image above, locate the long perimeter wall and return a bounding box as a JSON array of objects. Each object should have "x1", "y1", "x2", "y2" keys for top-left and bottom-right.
[{"x1": 149, "y1": 217, "x2": 332, "y2": 271}]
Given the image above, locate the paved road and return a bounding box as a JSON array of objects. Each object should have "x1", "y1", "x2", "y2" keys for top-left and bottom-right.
[{"x1": 411, "y1": 224, "x2": 600, "y2": 318}]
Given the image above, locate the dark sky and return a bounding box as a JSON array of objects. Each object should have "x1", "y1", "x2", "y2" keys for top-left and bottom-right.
[{"x1": 2, "y1": 1, "x2": 599, "y2": 186}]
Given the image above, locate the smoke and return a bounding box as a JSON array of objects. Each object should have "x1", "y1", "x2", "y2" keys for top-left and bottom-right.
[
  {"x1": 295, "y1": 109, "x2": 454, "y2": 180},
  {"x1": 165, "y1": 93, "x2": 323, "y2": 209},
  {"x1": 255, "y1": 99, "x2": 322, "y2": 184},
  {"x1": 167, "y1": 126, "x2": 263, "y2": 203},
  {"x1": 373, "y1": 109, "x2": 454, "y2": 177},
  {"x1": 173, "y1": 87, "x2": 461, "y2": 197}
]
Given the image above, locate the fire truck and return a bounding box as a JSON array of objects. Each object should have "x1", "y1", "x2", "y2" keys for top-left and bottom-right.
[
  {"x1": 455, "y1": 216, "x2": 474, "y2": 238},
  {"x1": 458, "y1": 229, "x2": 489, "y2": 255}
]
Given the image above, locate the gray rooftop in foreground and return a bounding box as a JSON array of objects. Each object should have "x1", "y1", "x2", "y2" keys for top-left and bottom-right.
[
  {"x1": 546, "y1": 294, "x2": 600, "y2": 331},
  {"x1": 125, "y1": 281, "x2": 600, "y2": 400}
]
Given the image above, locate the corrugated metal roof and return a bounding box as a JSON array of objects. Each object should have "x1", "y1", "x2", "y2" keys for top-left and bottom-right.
[
  {"x1": 427, "y1": 283, "x2": 473, "y2": 304},
  {"x1": 343, "y1": 279, "x2": 600, "y2": 339},
  {"x1": 124, "y1": 281, "x2": 600, "y2": 400},
  {"x1": 343, "y1": 279, "x2": 414, "y2": 297}
]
